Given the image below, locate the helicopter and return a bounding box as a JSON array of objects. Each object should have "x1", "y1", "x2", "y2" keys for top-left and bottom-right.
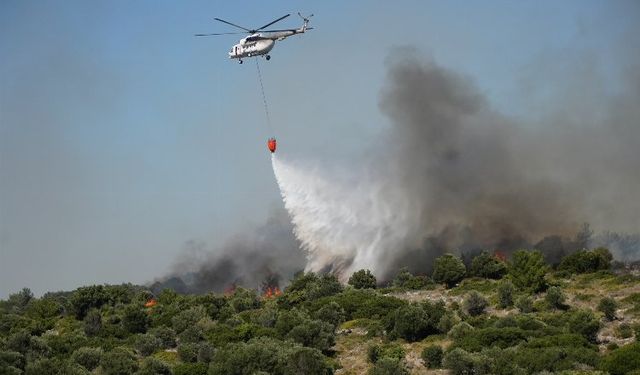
[{"x1": 195, "y1": 13, "x2": 313, "y2": 64}]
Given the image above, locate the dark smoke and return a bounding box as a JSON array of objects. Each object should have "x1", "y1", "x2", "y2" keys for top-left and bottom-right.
[
  {"x1": 376, "y1": 48, "x2": 640, "y2": 276},
  {"x1": 163, "y1": 45, "x2": 639, "y2": 289},
  {"x1": 153, "y1": 208, "x2": 305, "y2": 293}
]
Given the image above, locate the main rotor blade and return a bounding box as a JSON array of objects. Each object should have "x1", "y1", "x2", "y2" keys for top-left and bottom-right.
[
  {"x1": 256, "y1": 14, "x2": 290, "y2": 31},
  {"x1": 214, "y1": 18, "x2": 251, "y2": 32},
  {"x1": 194, "y1": 32, "x2": 246, "y2": 36}
]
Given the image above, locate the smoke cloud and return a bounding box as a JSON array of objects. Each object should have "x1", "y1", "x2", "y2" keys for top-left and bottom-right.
[
  {"x1": 271, "y1": 48, "x2": 640, "y2": 280},
  {"x1": 165, "y1": 46, "x2": 639, "y2": 290}
]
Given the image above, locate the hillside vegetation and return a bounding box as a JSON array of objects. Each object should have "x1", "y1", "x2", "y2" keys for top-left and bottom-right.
[{"x1": 2, "y1": 248, "x2": 640, "y2": 375}]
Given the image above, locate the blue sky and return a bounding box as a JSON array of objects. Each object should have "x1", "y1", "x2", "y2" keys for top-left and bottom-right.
[{"x1": 0, "y1": 0, "x2": 636, "y2": 297}]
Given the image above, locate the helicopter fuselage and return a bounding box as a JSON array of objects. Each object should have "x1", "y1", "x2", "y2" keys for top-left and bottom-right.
[{"x1": 228, "y1": 28, "x2": 307, "y2": 61}]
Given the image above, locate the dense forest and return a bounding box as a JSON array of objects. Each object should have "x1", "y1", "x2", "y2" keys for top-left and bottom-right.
[{"x1": 2, "y1": 247, "x2": 640, "y2": 375}]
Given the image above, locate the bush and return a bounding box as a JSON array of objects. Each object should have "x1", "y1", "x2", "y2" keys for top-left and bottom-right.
[
  {"x1": 443, "y1": 348, "x2": 490, "y2": 375},
  {"x1": 100, "y1": 348, "x2": 138, "y2": 375},
  {"x1": 314, "y1": 301, "x2": 346, "y2": 329},
  {"x1": 497, "y1": 280, "x2": 515, "y2": 308},
  {"x1": 470, "y1": 251, "x2": 507, "y2": 279},
  {"x1": 392, "y1": 268, "x2": 431, "y2": 290},
  {"x1": 598, "y1": 297, "x2": 617, "y2": 321},
  {"x1": 616, "y1": 323, "x2": 633, "y2": 339},
  {"x1": 568, "y1": 309, "x2": 601, "y2": 343},
  {"x1": 437, "y1": 311, "x2": 460, "y2": 333},
  {"x1": 197, "y1": 342, "x2": 215, "y2": 363},
  {"x1": 368, "y1": 344, "x2": 382, "y2": 363},
  {"x1": 421, "y1": 345, "x2": 443, "y2": 368},
  {"x1": 83, "y1": 309, "x2": 102, "y2": 336},
  {"x1": 368, "y1": 357, "x2": 408, "y2": 375},
  {"x1": 134, "y1": 333, "x2": 161, "y2": 356},
  {"x1": 70, "y1": 286, "x2": 109, "y2": 319},
  {"x1": 173, "y1": 363, "x2": 208, "y2": 375},
  {"x1": 600, "y1": 342, "x2": 640, "y2": 375},
  {"x1": 71, "y1": 347, "x2": 103, "y2": 371},
  {"x1": 134, "y1": 357, "x2": 171, "y2": 375},
  {"x1": 149, "y1": 325, "x2": 176, "y2": 348},
  {"x1": 25, "y1": 358, "x2": 66, "y2": 375},
  {"x1": 349, "y1": 269, "x2": 377, "y2": 289},
  {"x1": 286, "y1": 346, "x2": 334, "y2": 375},
  {"x1": 122, "y1": 305, "x2": 149, "y2": 334},
  {"x1": 464, "y1": 291, "x2": 488, "y2": 316},
  {"x1": 171, "y1": 307, "x2": 206, "y2": 334},
  {"x1": 0, "y1": 350, "x2": 25, "y2": 371},
  {"x1": 390, "y1": 301, "x2": 444, "y2": 341},
  {"x1": 509, "y1": 250, "x2": 548, "y2": 292},
  {"x1": 449, "y1": 322, "x2": 474, "y2": 339},
  {"x1": 286, "y1": 318, "x2": 335, "y2": 352},
  {"x1": 516, "y1": 295, "x2": 534, "y2": 313},
  {"x1": 558, "y1": 248, "x2": 612, "y2": 274},
  {"x1": 178, "y1": 325, "x2": 203, "y2": 343},
  {"x1": 177, "y1": 342, "x2": 199, "y2": 363},
  {"x1": 545, "y1": 287, "x2": 567, "y2": 310},
  {"x1": 432, "y1": 254, "x2": 466, "y2": 288}
]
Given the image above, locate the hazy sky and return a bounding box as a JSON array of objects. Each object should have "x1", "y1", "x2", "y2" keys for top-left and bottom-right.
[{"x1": 1, "y1": 0, "x2": 637, "y2": 297}]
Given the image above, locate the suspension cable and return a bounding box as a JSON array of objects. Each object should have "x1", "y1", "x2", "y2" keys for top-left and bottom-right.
[{"x1": 255, "y1": 58, "x2": 273, "y2": 134}]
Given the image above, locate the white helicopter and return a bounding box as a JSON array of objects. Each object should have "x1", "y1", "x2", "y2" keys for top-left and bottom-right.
[{"x1": 195, "y1": 13, "x2": 313, "y2": 64}]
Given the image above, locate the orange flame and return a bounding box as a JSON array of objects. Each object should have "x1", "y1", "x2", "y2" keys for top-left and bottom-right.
[
  {"x1": 493, "y1": 250, "x2": 507, "y2": 262},
  {"x1": 263, "y1": 286, "x2": 282, "y2": 298},
  {"x1": 144, "y1": 299, "x2": 157, "y2": 308}
]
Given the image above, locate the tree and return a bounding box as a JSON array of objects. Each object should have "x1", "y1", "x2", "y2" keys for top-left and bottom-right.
[
  {"x1": 421, "y1": 345, "x2": 443, "y2": 368},
  {"x1": 368, "y1": 357, "x2": 409, "y2": 375},
  {"x1": 598, "y1": 297, "x2": 617, "y2": 321},
  {"x1": 177, "y1": 342, "x2": 199, "y2": 363},
  {"x1": 432, "y1": 254, "x2": 466, "y2": 288},
  {"x1": 464, "y1": 291, "x2": 488, "y2": 316},
  {"x1": 574, "y1": 222, "x2": 593, "y2": 251},
  {"x1": 508, "y1": 250, "x2": 548, "y2": 292},
  {"x1": 348, "y1": 269, "x2": 377, "y2": 289},
  {"x1": 286, "y1": 347, "x2": 333, "y2": 375},
  {"x1": 443, "y1": 348, "x2": 490, "y2": 375},
  {"x1": 7, "y1": 288, "x2": 34, "y2": 313},
  {"x1": 390, "y1": 304, "x2": 429, "y2": 342},
  {"x1": 314, "y1": 302, "x2": 346, "y2": 329},
  {"x1": 515, "y1": 295, "x2": 534, "y2": 313},
  {"x1": 134, "y1": 334, "x2": 161, "y2": 356},
  {"x1": 568, "y1": 309, "x2": 601, "y2": 343},
  {"x1": 122, "y1": 305, "x2": 149, "y2": 334},
  {"x1": 70, "y1": 286, "x2": 109, "y2": 319},
  {"x1": 83, "y1": 309, "x2": 102, "y2": 336},
  {"x1": 497, "y1": 280, "x2": 515, "y2": 308},
  {"x1": 148, "y1": 326, "x2": 176, "y2": 349},
  {"x1": 558, "y1": 248, "x2": 612, "y2": 273},
  {"x1": 134, "y1": 358, "x2": 172, "y2": 375},
  {"x1": 71, "y1": 347, "x2": 103, "y2": 371},
  {"x1": 545, "y1": 286, "x2": 566, "y2": 310},
  {"x1": 470, "y1": 251, "x2": 507, "y2": 279},
  {"x1": 600, "y1": 342, "x2": 640, "y2": 375},
  {"x1": 100, "y1": 348, "x2": 138, "y2": 375}
]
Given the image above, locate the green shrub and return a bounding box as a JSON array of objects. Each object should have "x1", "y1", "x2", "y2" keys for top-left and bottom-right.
[
  {"x1": 449, "y1": 322, "x2": 474, "y2": 339},
  {"x1": 0, "y1": 350, "x2": 25, "y2": 371},
  {"x1": 443, "y1": 348, "x2": 490, "y2": 375},
  {"x1": 497, "y1": 280, "x2": 515, "y2": 308},
  {"x1": 558, "y1": 248, "x2": 612, "y2": 274},
  {"x1": 122, "y1": 305, "x2": 149, "y2": 334},
  {"x1": 421, "y1": 345, "x2": 443, "y2": 368},
  {"x1": 171, "y1": 307, "x2": 206, "y2": 333},
  {"x1": 437, "y1": 310, "x2": 460, "y2": 333},
  {"x1": 390, "y1": 302, "x2": 444, "y2": 341},
  {"x1": 285, "y1": 346, "x2": 334, "y2": 375},
  {"x1": 516, "y1": 295, "x2": 534, "y2": 313},
  {"x1": 368, "y1": 344, "x2": 382, "y2": 363},
  {"x1": 509, "y1": 250, "x2": 548, "y2": 292},
  {"x1": 314, "y1": 301, "x2": 346, "y2": 329},
  {"x1": 616, "y1": 323, "x2": 633, "y2": 339},
  {"x1": 173, "y1": 363, "x2": 208, "y2": 375},
  {"x1": 177, "y1": 342, "x2": 199, "y2": 363},
  {"x1": 545, "y1": 287, "x2": 567, "y2": 310},
  {"x1": 71, "y1": 347, "x2": 103, "y2": 371},
  {"x1": 368, "y1": 357, "x2": 408, "y2": 375},
  {"x1": 197, "y1": 342, "x2": 215, "y2": 363},
  {"x1": 464, "y1": 291, "x2": 488, "y2": 316},
  {"x1": 134, "y1": 357, "x2": 171, "y2": 375},
  {"x1": 178, "y1": 325, "x2": 203, "y2": 343},
  {"x1": 69, "y1": 286, "x2": 109, "y2": 319},
  {"x1": 392, "y1": 268, "x2": 431, "y2": 290},
  {"x1": 25, "y1": 358, "x2": 66, "y2": 375},
  {"x1": 567, "y1": 310, "x2": 600, "y2": 343},
  {"x1": 149, "y1": 325, "x2": 176, "y2": 348},
  {"x1": 83, "y1": 309, "x2": 102, "y2": 336},
  {"x1": 100, "y1": 348, "x2": 138, "y2": 375},
  {"x1": 134, "y1": 333, "x2": 161, "y2": 356},
  {"x1": 470, "y1": 251, "x2": 507, "y2": 279},
  {"x1": 598, "y1": 297, "x2": 617, "y2": 321},
  {"x1": 349, "y1": 269, "x2": 377, "y2": 289},
  {"x1": 600, "y1": 342, "x2": 640, "y2": 375},
  {"x1": 432, "y1": 254, "x2": 466, "y2": 288}
]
